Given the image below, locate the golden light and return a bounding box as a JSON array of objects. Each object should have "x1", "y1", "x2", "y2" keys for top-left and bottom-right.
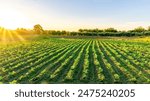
[
  {"x1": 0, "y1": 28, "x2": 25, "y2": 43},
  {"x1": 7, "y1": 30, "x2": 15, "y2": 42},
  {"x1": 0, "y1": 9, "x2": 31, "y2": 29},
  {"x1": 11, "y1": 31, "x2": 25, "y2": 41},
  {"x1": 0, "y1": 9, "x2": 29, "y2": 42},
  {"x1": 1, "y1": 28, "x2": 6, "y2": 42}
]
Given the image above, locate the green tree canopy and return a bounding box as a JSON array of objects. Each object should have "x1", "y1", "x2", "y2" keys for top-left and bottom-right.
[
  {"x1": 130, "y1": 26, "x2": 146, "y2": 32},
  {"x1": 33, "y1": 24, "x2": 44, "y2": 34},
  {"x1": 148, "y1": 26, "x2": 150, "y2": 31},
  {"x1": 104, "y1": 28, "x2": 118, "y2": 32}
]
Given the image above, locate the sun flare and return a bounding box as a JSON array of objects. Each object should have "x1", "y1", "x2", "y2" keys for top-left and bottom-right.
[
  {"x1": 0, "y1": 28, "x2": 25, "y2": 42},
  {"x1": 0, "y1": 9, "x2": 31, "y2": 29}
]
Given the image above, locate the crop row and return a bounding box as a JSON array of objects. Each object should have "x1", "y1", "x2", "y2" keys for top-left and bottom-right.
[{"x1": 0, "y1": 38, "x2": 149, "y2": 83}]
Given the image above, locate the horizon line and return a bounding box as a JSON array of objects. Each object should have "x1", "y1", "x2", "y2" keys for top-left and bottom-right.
[{"x1": 1, "y1": 25, "x2": 150, "y2": 32}]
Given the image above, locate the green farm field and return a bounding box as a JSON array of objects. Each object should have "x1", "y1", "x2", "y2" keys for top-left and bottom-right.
[{"x1": 0, "y1": 37, "x2": 150, "y2": 84}]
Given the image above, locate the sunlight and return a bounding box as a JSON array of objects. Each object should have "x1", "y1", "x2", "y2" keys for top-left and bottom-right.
[
  {"x1": 1, "y1": 28, "x2": 6, "y2": 42},
  {"x1": 0, "y1": 28, "x2": 25, "y2": 42},
  {"x1": 12, "y1": 31, "x2": 26, "y2": 41},
  {"x1": 0, "y1": 28, "x2": 2, "y2": 42},
  {"x1": 0, "y1": 9, "x2": 31, "y2": 29},
  {"x1": 7, "y1": 30, "x2": 15, "y2": 42}
]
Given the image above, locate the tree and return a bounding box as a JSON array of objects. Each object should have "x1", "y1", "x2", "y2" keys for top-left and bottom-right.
[
  {"x1": 79, "y1": 29, "x2": 84, "y2": 32},
  {"x1": 104, "y1": 28, "x2": 118, "y2": 32},
  {"x1": 131, "y1": 26, "x2": 146, "y2": 32},
  {"x1": 33, "y1": 24, "x2": 44, "y2": 34},
  {"x1": 148, "y1": 26, "x2": 150, "y2": 31}
]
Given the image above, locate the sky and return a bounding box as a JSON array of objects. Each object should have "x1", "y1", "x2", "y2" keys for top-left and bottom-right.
[{"x1": 0, "y1": 0, "x2": 150, "y2": 31}]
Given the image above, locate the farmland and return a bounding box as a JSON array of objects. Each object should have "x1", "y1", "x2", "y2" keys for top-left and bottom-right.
[{"x1": 0, "y1": 37, "x2": 150, "y2": 84}]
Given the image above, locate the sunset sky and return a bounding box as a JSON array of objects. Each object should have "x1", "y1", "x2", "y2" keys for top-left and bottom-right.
[{"x1": 0, "y1": 0, "x2": 150, "y2": 31}]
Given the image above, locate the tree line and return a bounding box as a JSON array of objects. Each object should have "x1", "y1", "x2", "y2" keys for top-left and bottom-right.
[
  {"x1": 1, "y1": 24, "x2": 150, "y2": 37},
  {"x1": 33, "y1": 25, "x2": 150, "y2": 36}
]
